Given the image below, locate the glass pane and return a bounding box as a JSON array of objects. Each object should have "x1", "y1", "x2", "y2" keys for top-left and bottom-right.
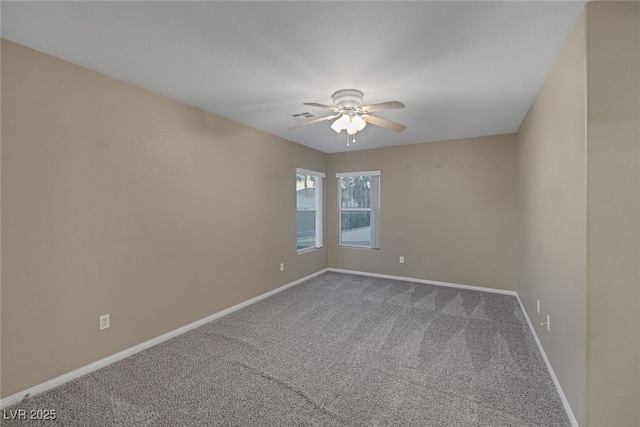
[
  {"x1": 297, "y1": 210, "x2": 316, "y2": 250},
  {"x1": 340, "y1": 176, "x2": 370, "y2": 209},
  {"x1": 297, "y1": 173, "x2": 317, "y2": 250},
  {"x1": 340, "y1": 211, "x2": 371, "y2": 247}
]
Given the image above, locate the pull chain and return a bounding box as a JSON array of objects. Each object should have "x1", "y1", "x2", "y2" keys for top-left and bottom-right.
[{"x1": 345, "y1": 132, "x2": 358, "y2": 147}]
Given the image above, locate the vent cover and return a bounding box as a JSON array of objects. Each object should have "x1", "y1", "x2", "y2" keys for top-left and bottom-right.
[{"x1": 287, "y1": 112, "x2": 318, "y2": 122}]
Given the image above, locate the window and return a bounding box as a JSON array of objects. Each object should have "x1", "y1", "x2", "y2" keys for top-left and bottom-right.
[
  {"x1": 337, "y1": 171, "x2": 380, "y2": 249},
  {"x1": 296, "y1": 168, "x2": 324, "y2": 253}
]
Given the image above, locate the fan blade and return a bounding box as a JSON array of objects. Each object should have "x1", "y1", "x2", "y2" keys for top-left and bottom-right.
[
  {"x1": 303, "y1": 102, "x2": 339, "y2": 112},
  {"x1": 287, "y1": 114, "x2": 340, "y2": 130},
  {"x1": 364, "y1": 115, "x2": 406, "y2": 132},
  {"x1": 360, "y1": 101, "x2": 405, "y2": 113}
]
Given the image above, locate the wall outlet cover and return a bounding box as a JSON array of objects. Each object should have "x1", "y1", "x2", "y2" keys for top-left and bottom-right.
[
  {"x1": 99, "y1": 314, "x2": 110, "y2": 330},
  {"x1": 546, "y1": 314, "x2": 551, "y2": 332}
]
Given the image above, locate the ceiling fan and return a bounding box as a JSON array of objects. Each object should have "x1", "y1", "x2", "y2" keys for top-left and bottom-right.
[{"x1": 288, "y1": 89, "x2": 406, "y2": 146}]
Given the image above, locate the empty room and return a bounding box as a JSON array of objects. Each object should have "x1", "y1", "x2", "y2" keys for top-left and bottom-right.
[{"x1": 1, "y1": 1, "x2": 638, "y2": 426}]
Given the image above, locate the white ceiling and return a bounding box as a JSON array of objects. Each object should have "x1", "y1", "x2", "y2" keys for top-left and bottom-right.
[{"x1": 1, "y1": 1, "x2": 585, "y2": 153}]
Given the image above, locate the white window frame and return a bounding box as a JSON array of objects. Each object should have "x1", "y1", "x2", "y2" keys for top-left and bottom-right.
[
  {"x1": 296, "y1": 168, "x2": 324, "y2": 254},
  {"x1": 336, "y1": 171, "x2": 380, "y2": 249}
]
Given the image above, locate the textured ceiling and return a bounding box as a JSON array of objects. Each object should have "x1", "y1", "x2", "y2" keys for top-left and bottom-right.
[{"x1": 1, "y1": 1, "x2": 585, "y2": 153}]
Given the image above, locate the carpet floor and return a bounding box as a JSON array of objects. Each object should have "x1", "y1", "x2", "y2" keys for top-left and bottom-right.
[{"x1": 4, "y1": 272, "x2": 570, "y2": 426}]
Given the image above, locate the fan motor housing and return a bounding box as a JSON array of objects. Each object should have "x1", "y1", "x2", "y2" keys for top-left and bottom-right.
[{"x1": 332, "y1": 89, "x2": 363, "y2": 109}]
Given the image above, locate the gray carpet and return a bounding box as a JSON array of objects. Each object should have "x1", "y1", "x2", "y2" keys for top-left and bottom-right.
[{"x1": 4, "y1": 272, "x2": 570, "y2": 426}]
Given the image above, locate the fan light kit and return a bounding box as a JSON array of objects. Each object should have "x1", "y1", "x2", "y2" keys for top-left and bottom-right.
[{"x1": 288, "y1": 89, "x2": 406, "y2": 146}]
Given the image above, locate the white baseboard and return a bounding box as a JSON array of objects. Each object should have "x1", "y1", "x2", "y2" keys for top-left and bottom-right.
[
  {"x1": 327, "y1": 268, "x2": 518, "y2": 296},
  {"x1": 0, "y1": 268, "x2": 329, "y2": 409},
  {"x1": 2, "y1": 267, "x2": 579, "y2": 427},
  {"x1": 515, "y1": 294, "x2": 579, "y2": 427}
]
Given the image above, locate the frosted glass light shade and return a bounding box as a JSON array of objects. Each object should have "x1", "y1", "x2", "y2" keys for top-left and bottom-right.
[
  {"x1": 331, "y1": 114, "x2": 350, "y2": 133},
  {"x1": 351, "y1": 115, "x2": 367, "y2": 131}
]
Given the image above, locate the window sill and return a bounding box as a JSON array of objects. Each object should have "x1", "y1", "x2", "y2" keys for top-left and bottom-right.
[
  {"x1": 297, "y1": 247, "x2": 321, "y2": 255},
  {"x1": 338, "y1": 245, "x2": 380, "y2": 250}
]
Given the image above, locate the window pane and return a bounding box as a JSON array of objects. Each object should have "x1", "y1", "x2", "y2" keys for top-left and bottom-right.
[
  {"x1": 336, "y1": 171, "x2": 379, "y2": 249},
  {"x1": 340, "y1": 211, "x2": 371, "y2": 247},
  {"x1": 297, "y1": 173, "x2": 317, "y2": 250},
  {"x1": 340, "y1": 176, "x2": 370, "y2": 208},
  {"x1": 297, "y1": 210, "x2": 316, "y2": 250}
]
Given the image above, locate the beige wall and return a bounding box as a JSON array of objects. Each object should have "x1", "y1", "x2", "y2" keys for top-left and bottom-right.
[
  {"x1": 517, "y1": 9, "x2": 588, "y2": 426},
  {"x1": 517, "y1": 2, "x2": 640, "y2": 426},
  {"x1": 585, "y1": 2, "x2": 639, "y2": 426},
  {"x1": 327, "y1": 134, "x2": 517, "y2": 291},
  {"x1": 1, "y1": 40, "x2": 327, "y2": 398}
]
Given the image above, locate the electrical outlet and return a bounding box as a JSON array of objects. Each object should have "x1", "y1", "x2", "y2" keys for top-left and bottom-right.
[
  {"x1": 399, "y1": 256, "x2": 405, "y2": 264},
  {"x1": 280, "y1": 263, "x2": 285, "y2": 272},
  {"x1": 99, "y1": 314, "x2": 110, "y2": 331},
  {"x1": 541, "y1": 314, "x2": 550, "y2": 332},
  {"x1": 537, "y1": 299, "x2": 540, "y2": 314}
]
